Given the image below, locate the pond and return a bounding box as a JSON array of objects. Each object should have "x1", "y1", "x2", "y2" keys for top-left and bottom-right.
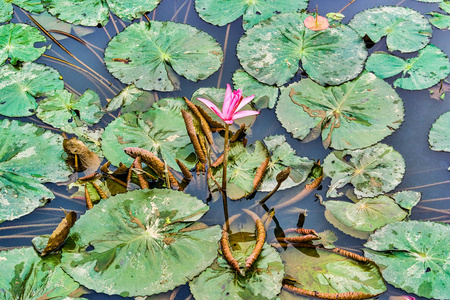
[{"x1": 0, "y1": 0, "x2": 449, "y2": 299}]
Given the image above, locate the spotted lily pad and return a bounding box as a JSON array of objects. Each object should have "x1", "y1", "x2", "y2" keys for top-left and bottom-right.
[
  {"x1": 42, "y1": 0, "x2": 162, "y2": 26},
  {"x1": 209, "y1": 141, "x2": 269, "y2": 200},
  {"x1": 61, "y1": 189, "x2": 221, "y2": 297},
  {"x1": 393, "y1": 190, "x2": 422, "y2": 210},
  {"x1": 276, "y1": 71, "x2": 404, "y2": 150},
  {"x1": 366, "y1": 45, "x2": 450, "y2": 90},
  {"x1": 195, "y1": 0, "x2": 308, "y2": 30},
  {"x1": 0, "y1": 62, "x2": 64, "y2": 117},
  {"x1": 0, "y1": 247, "x2": 84, "y2": 299},
  {"x1": 0, "y1": 119, "x2": 71, "y2": 223},
  {"x1": 105, "y1": 84, "x2": 156, "y2": 113},
  {"x1": 1, "y1": 0, "x2": 45, "y2": 23},
  {"x1": 323, "y1": 143, "x2": 406, "y2": 198},
  {"x1": 348, "y1": 6, "x2": 432, "y2": 53},
  {"x1": 259, "y1": 135, "x2": 313, "y2": 192},
  {"x1": 364, "y1": 221, "x2": 450, "y2": 299},
  {"x1": 190, "y1": 243, "x2": 284, "y2": 299},
  {"x1": 429, "y1": 111, "x2": 450, "y2": 152},
  {"x1": 102, "y1": 98, "x2": 196, "y2": 171},
  {"x1": 237, "y1": 12, "x2": 367, "y2": 86},
  {"x1": 105, "y1": 21, "x2": 223, "y2": 92},
  {"x1": 0, "y1": 23, "x2": 46, "y2": 66}
]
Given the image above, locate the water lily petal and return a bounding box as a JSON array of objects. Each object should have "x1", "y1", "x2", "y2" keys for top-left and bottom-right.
[
  {"x1": 304, "y1": 15, "x2": 329, "y2": 31},
  {"x1": 197, "y1": 97, "x2": 225, "y2": 120},
  {"x1": 236, "y1": 94, "x2": 256, "y2": 112},
  {"x1": 222, "y1": 83, "x2": 233, "y2": 115},
  {"x1": 231, "y1": 110, "x2": 260, "y2": 121}
]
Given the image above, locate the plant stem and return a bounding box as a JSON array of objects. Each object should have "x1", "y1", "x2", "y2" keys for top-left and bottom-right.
[{"x1": 222, "y1": 124, "x2": 230, "y2": 192}]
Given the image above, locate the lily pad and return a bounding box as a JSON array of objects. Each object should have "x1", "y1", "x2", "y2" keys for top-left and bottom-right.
[
  {"x1": 393, "y1": 190, "x2": 422, "y2": 210},
  {"x1": 366, "y1": 45, "x2": 450, "y2": 90},
  {"x1": 429, "y1": 110, "x2": 450, "y2": 152},
  {"x1": 0, "y1": 0, "x2": 45, "y2": 26},
  {"x1": 259, "y1": 135, "x2": 314, "y2": 192},
  {"x1": 42, "y1": 0, "x2": 161, "y2": 26},
  {"x1": 102, "y1": 97, "x2": 196, "y2": 171},
  {"x1": 323, "y1": 143, "x2": 406, "y2": 198},
  {"x1": 0, "y1": 62, "x2": 64, "y2": 117},
  {"x1": 105, "y1": 84, "x2": 156, "y2": 113},
  {"x1": 348, "y1": 6, "x2": 432, "y2": 53},
  {"x1": 276, "y1": 71, "x2": 404, "y2": 150},
  {"x1": 36, "y1": 89, "x2": 104, "y2": 129},
  {"x1": 281, "y1": 245, "x2": 386, "y2": 296},
  {"x1": 104, "y1": 21, "x2": 223, "y2": 92},
  {"x1": 0, "y1": 119, "x2": 71, "y2": 223},
  {"x1": 237, "y1": 12, "x2": 367, "y2": 86},
  {"x1": 428, "y1": 11, "x2": 450, "y2": 29},
  {"x1": 195, "y1": 0, "x2": 308, "y2": 30},
  {"x1": 61, "y1": 189, "x2": 221, "y2": 297},
  {"x1": 232, "y1": 69, "x2": 279, "y2": 110},
  {"x1": 209, "y1": 141, "x2": 269, "y2": 200},
  {"x1": 0, "y1": 247, "x2": 84, "y2": 299},
  {"x1": 364, "y1": 221, "x2": 450, "y2": 299},
  {"x1": 190, "y1": 243, "x2": 284, "y2": 300},
  {"x1": 0, "y1": 23, "x2": 46, "y2": 66},
  {"x1": 442, "y1": 1, "x2": 450, "y2": 13}
]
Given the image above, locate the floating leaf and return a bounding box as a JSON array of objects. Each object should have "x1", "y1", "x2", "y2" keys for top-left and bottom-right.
[
  {"x1": 106, "y1": 84, "x2": 156, "y2": 113},
  {"x1": 0, "y1": 0, "x2": 45, "y2": 26},
  {"x1": 232, "y1": 69, "x2": 279, "y2": 110},
  {"x1": 259, "y1": 135, "x2": 313, "y2": 192},
  {"x1": 190, "y1": 243, "x2": 284, "y2": 300},
  {"x1": 0, "y1": 23, "x2": 46, "y2": 66},
  {"x1": 281, "y1": 245, "x2": 386, "y2": 297},
  {"x1": 364, "y1": 221, "x2": 450, "y2": 299},
  {"x1": 276, "y1": 71, "x2": 404, "y2": 150},
  {"x1": 348, "y1": 6, "x2": 432, "y2": 53},
  {"x1": 323, "y1": 143, "x2": 406, "y2": 198},
  {"x1": 61, "y1": 189, "x2": 221, "y2": 297},
  {"x1": 0, "y1": 119, "x2": 71, "y2": 223},
  {"x1": 428, "y1": 11, "x2": 450, "y2": 29},
  {"x1": 429, "y1": 110, "x2": 450, "y2": 152},
  {"x1": 0, "y1": 247, "x2": 84, "y2": 299},
  {"x1": 105, "y1": 21, "x2": 223, "y2": 92},
  {"x1": 237, "y1": 12, "x2": 367, "y2": 86},
  {"x1": 40, "y1": 211, "x2": 77, "y2": 256},
  {"x1": 102, "y1": 98, "x2": 196, "y2": 171},
  {"x1": 36, "y1": 89, "x2": 104, "y2": 129},
  {"x1": 393, "y1": 190, "x2": 421, "y2": 210},
  {"x1": 0, "y1": 62, "x2": 64, "y2": 117},
  {"x1": 366, "y1": 45, "x2": 450, "y2": 90},
  {"x1": 62, "y1": 125, "x2": 104, "y2": 157},
  {"x1": 195, "y1": 0, "x2": 308, "y2": 30},
  {"x1": 441, "y1": 1, "x2": 450, "y2": 13},
  {"x1": 63, "y1": 137, "x2": 101, "y2": 174},
  {"x1": 209, "y1": 141, "x2": 269, "y2": 200}
]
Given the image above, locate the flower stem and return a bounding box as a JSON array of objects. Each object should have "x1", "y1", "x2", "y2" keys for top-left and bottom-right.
[{"x1": 222, "y1": 124, "x2": 230, "y2": 192}]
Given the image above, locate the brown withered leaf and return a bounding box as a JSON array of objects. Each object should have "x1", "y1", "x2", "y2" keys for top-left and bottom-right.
[
  {"x1": 63, "y1": 137, "x2": 101, "y2": 174},
  {"x1": 41, "y1": 211, "x2": 77, "y2": 256}
]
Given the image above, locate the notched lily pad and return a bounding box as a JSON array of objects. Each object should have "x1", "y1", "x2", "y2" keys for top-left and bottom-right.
[
  {"x1": 276, "y1": 71, "x2": 404, "y2": 150},
  {"x1": 0, "y1": 0, "x2": 45, "y2": 23},
  {"x1": 0, "y1": 119, "x2": 72, "y2": 223},
  {"x1": 105, "y1": 21, "x2": 223, "y2": 92},
  {"x1": 237, "y1": 12, "x2": 367, "y2": 86},
  {"x1": 323, "y1": 143, "x2": 406, "y2": 198},
  {"x1": 366, "y1": 44, "x2": 450, "y2": 90},
  {"x1": 348, "y1": 6, "x2": 432, "y2": 53},
  {"x1": 0, "y1": 23, "x2": 46, "y2": 66},
  {"x1": 61, "y1": 189, "x2": 222, "y2": 297},
  {"x1": 106, "y1": 84, "x2": 157, "y2": 113},
  {"x1": 364, "y1": 221, "x2": 450, "y2": 299}
]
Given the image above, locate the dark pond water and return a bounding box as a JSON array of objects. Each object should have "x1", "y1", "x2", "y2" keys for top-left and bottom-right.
[{"x1": 1, "y1": 0, "x2": 450, "y2": 299}]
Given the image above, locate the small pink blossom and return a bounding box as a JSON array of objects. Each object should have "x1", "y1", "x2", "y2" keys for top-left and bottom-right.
[
  {"x1": 304, "y1": 15, "x2": 329, "y2": 31},
  {"x1": 197, "y1": 84, "x2": 260, "y2": 125},
  {"x1": 389, "y1": 296, "x2": 416, "y2": 300}
]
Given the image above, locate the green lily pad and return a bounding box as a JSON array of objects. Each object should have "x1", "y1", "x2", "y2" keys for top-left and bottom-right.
[
  {"x1": 364, "y1": 221, "x2": 450, "y2": 299},
  {"x1": 0, "y1": 62, "x2": 64, "y2": 117},
  {"x1": 281, "y1": 245, "x2": 386, "y2": 296},
  {"x1": 323, "y1": 195, "x2": 408, "y2": 232},
  {"x1": 195, "y1": 0, "x2": 308, "y2": 30},
  {"x1": 276, "y1": 71, "x2": 404, "y2": 150},
  {"x1": 259, "y1": 135, "x2": 313, "y2": 192},
  {"x1": 0, "y1": 247, "x2": 84, "y2": 299},
  {"x1": 0, "y1": 0, "x2": 45, "y2": 26},
  {"x1": 42, "y1": 0, "x2": 161, "y2": 26},
  {"x1": 105, "y1": 84, "x2": 156, "y2": 113},
  {"x1": 393, "y1": 190, "x2": 422, "y2": 210},
  {"x1": 348, "y1": 6, "x2": 432, "y2": 53},
  {"x1": 428, "y1": 12, "x2": 450, "y2": 29},
  {"x1": 323, "y1": 143, "x2": 406, "y2": 198},
  {"x1": 209, "y1": 141, "x2": 269, "y2": 200},
  {"x1": 0, "y1": 119, "x2": 71, "y2": 223},
  {"x1": 102, "y1": 97, "x2": 196, "y2": 171},
  {"x1": 36, "y1": 89, "x2": 104, "y2": 129},
  {"x1": 237, "y1": 12, "x2": 367, "y2": 86},
  {"x1": 0, "y1": 23, "x2": 46, "y2": 66},
  {"x1": 104, "y1": 21, "x2": 223, "y2": 92},
  {"x1": 429, "y1": 111, "x2": 450, "y2": 152},
  {"x1": 366, "y1": 45, "x2": 450, "y2": 90},
  {"x1": 61, "y1": 189, "x2": 221, "y2": 297},
  {"x1": 190, "y1": 243, "x2": 284, "y2": 300},
  {"x1": 232, "y1": 69, "x2": 279, "y2": 110},
  {"x1": 441, "y1": 1, "x2": 450, "y2": 13}
]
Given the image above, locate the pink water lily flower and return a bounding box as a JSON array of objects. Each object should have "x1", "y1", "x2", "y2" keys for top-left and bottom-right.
[{"x1": 197, "y1": 84, "x2": 260, "y2": 125}]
